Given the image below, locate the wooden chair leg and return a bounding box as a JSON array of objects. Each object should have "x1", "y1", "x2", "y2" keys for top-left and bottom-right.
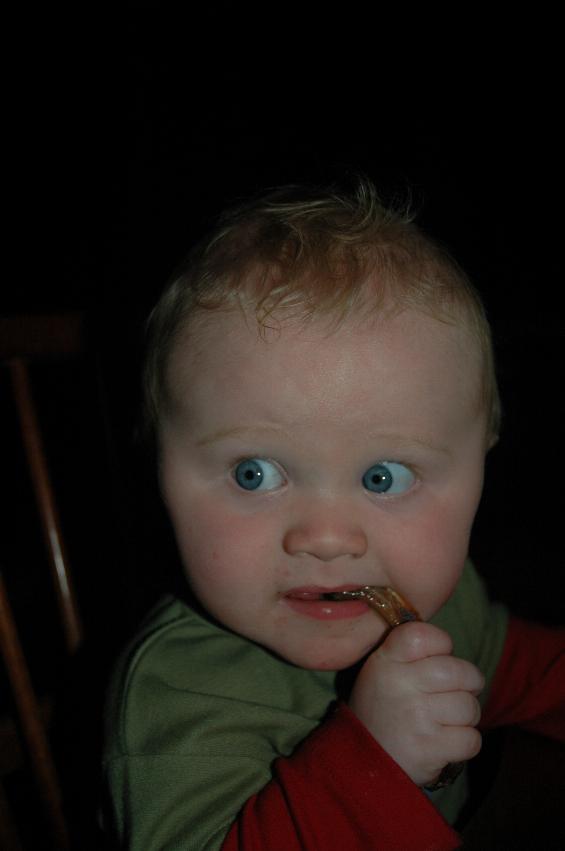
[
  {"x1": 9, "y1": 358, "x2": 82, "y2": 654},
  {"x1": 0, "y1": 573, "x2": 70, "y2": 850}
]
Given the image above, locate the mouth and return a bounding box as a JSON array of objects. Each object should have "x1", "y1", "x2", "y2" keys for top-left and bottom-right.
[
  {"x1": 285, "y1": 586, "x2": 367, "y2": 601},
  {"x1": 284, "y1": 585, "x2": 420, "y2": 627},
  {"x1": 282, "y1": 586, "x2": 372, "y2": 621}
]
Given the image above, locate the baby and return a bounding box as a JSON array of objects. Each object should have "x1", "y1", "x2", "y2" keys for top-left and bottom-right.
[{"x1": 104, "y1": 180, "x2": 564, "y2": 850}]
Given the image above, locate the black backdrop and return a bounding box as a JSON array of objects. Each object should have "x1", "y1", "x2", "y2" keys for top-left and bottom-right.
[
  {"x1": 2, "y1": 12, "x2": 564, "y2": 846},
  {"x1": 5, "y1": 16, "x2": 565, "y2": 634}
]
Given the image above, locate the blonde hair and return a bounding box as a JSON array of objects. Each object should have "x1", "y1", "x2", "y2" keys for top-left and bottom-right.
[{"x1": 144, "y1": 178, "x2": 501, "y2": 442}]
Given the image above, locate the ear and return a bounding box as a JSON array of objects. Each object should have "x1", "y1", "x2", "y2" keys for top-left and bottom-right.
[{"x1": 487, "y1": 431, "x2": 500, "y2": 451}]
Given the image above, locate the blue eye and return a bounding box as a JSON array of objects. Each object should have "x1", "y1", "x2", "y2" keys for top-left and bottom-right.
[
  {"x1": 234, "y1": 458, "x2": 285, "y2": 491},
  {"x1": 362, "y1": 462, "x2": 415, "y2": 495}
]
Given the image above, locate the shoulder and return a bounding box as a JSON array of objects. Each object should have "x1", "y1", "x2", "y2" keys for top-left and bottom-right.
[{"x1": 104, "y1": 595, "x2": 336, "y2": 758}]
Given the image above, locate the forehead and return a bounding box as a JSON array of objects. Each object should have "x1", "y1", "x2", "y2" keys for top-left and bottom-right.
[{"x1": 165, "y1": 305, "x2": 483, "y2": 440}]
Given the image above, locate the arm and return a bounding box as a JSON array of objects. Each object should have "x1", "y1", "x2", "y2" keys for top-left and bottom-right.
[
  {"x1": 105, "y1": 599, "x2": 462, "y2": 851},
  {"x1": 106, "y1": 703, "x2": 462, "y2": 851},
  {"x1": 225, "y1": 610, "x2": 564, "y2": 850},
  {"x1": 106, "y1": 572, "x2": 495, "y2": 850},
  {"x1": 222, "y1": 704, "x2": 461, "y2": 851},
  {"x1": 480, "y1": 615, "x2": 565, "y2": 740}
]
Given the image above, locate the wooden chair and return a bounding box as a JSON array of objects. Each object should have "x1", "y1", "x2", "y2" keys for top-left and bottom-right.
[{"x1": 0, "y1": 314, "x2": 110, "y2": 849}]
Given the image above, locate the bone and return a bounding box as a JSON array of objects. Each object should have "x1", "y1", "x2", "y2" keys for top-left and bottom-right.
[{"x1": 322, "y1": 586, "x2": 420, "y2": 627}]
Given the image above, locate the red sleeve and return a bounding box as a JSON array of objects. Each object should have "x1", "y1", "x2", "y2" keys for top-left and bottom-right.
[
  {"x1": 480, "y1": 615, "x2": 565, "y2": 741},
  {"x1": 221, "y1": 704, "x2": 461, "y2": 851}
]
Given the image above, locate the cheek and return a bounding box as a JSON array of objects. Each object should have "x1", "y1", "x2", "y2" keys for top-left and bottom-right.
[
  {"x1": 386, "y1": 486, "x2": 482, "y2": 615},
  {"x1": 166, "y1": 493, "x2": 277, "y2": 590}
]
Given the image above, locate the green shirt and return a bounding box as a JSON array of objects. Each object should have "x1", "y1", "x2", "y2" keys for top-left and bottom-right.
[{"x1": 104, "y1": 561, "x2": 508, "y2": 850}]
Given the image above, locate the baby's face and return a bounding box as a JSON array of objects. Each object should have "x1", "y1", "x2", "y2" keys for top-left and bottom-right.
[{"x1": 160, "y1": 304, "x2": 488, "y2": 670}]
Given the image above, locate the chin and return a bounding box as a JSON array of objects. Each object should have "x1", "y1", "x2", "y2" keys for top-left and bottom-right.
[{"x1": 278, "y1": 643, "x2": 372, "y2": 672}]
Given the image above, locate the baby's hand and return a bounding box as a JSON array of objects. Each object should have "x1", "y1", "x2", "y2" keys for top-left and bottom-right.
[{"x1": 348, "y1": 622, "x2": 484, "y2": 787}]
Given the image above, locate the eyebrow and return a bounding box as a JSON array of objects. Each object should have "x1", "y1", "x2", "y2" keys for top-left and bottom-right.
[
  {"x1": 363, "y1": 432, "x2": 451, "y2": 458},
  {"x1": 195, "y1": 426, "x2": 450, "y2": 457},
  {"x1": 195, "y1": 425, "x2": 284, "y2": 447}
]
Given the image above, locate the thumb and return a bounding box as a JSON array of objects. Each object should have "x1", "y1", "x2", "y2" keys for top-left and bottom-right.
[{"x1": 380, "y1": 621, "x2": 453, "y2": 663}]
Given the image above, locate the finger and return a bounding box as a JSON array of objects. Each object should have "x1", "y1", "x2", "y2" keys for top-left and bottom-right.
[
  {"x1": 427, "y1": 691, "x2": 482, "y2": 727},
  {"x1": 380, "y1": 621, "x2": 453, "y2": 663},
  {"x1": 434, "y1": 725, "x2": 483, "y2": 764},
  {"x1": 415, "y1": 656, "x2": 485, "y2": 695}
]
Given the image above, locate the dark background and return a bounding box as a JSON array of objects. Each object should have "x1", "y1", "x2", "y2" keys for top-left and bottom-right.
[
  {"x1": 4, "y1": 16, "x2": 564, "y2": 651},
  {"x1": 2, "y1": 10, "x2": 564, "y2": 847},
  {"x1": 9, "y1": 24, "x2": 563, "y2": 619}
]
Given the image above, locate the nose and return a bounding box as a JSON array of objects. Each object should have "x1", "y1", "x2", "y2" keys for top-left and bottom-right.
[{"x1": 282, "y1": 504, "x2": 368, "y2": 562}]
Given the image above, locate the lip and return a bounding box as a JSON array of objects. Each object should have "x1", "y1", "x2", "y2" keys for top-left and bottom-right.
[
  {"x1": 285, "y1": 585, "x2": 366, "y2": 600},
  {"x1": 283, "y1": 586, "x2": 370, "y2": 620}
]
